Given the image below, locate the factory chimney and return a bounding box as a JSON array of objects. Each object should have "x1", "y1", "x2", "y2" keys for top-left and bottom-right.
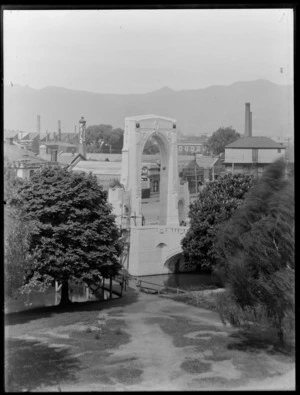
[
  {"x1": 37, "y1": 114, "x2": 41, "y2": 134},
  {"x1": 244, "y1": 103, "x2": 252, "y2": 137},
  {"x1": 58, "y1": 120, "x2": 61, "y2": 141},
  {"x1": 78, "y1": 116, "x2": 87, "y2": 158}
]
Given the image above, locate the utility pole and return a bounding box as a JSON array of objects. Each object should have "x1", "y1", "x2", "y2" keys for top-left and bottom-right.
[{"x1": 194, "y1": 152, "x2": 198, "y2": 194}]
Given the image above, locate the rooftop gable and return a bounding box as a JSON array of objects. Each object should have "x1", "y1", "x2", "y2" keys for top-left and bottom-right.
[{"x1": 226, "y1": 136, "x2": 285, "y2": 149}]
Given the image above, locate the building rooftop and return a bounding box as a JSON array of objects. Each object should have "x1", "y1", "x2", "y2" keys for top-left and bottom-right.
[
  {"x1": 72, "y1": 161, "x2": 122, "y2": 176},
  {"x1": 4, "y1": 130, "x2": 19, "y2": 140},
  {"x1": 226, "y1": 136, "x2": 285, "y2": 149},
  {"x1": 4, "y1": 141, "x2": 48, "y2": 164}
]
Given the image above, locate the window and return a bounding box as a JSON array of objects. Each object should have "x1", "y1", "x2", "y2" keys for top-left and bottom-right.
[
  {"x1": 29, "y1": 169, "x2": 35, "y2": 178},
  {"x1": 196, "y1": 146, "x2": 201, "y2": 152},
  {"x1": 190, "y1": 146, "x2": 195, "y2": 152},
  {"x1": 184, "y1": 146, "x2": 189, "y2": 152},
  {"x1": 178, "y1": 145, "x2": 183, "y2": 152}
]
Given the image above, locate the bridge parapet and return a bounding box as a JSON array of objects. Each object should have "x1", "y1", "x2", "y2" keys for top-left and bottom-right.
[{"x1": 128, "y1": 225, "x2": 189, "y2": 276}]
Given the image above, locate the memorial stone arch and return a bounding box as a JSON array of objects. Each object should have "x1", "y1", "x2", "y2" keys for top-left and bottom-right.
[{"x1": 121, "y1": 114, "x2": 180, "y2": 226}]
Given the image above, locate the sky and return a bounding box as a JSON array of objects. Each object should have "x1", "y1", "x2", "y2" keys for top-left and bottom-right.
[{"x1": 3, "y1": 8, "x2": 294, "y2": 94}]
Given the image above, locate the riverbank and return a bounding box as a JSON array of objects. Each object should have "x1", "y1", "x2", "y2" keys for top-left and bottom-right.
[{"x1": 5, "y1": 284, "x2": 295, "y2": 391}]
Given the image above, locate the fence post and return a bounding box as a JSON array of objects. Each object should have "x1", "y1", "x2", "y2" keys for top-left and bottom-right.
[
  {"x1": 102, "y1": 278, "x2": 105, "y2": 299},
  {"x1": 109, "y1": 276, "x2": 113, "y2": 299},
  {"x1": 85, "y1": 285, "x2": 90, "y2": 300}
]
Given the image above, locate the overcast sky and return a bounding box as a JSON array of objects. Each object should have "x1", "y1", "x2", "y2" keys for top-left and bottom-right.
[{"x1": 3, "y1": 8, "x2": 294, "y2": 94}]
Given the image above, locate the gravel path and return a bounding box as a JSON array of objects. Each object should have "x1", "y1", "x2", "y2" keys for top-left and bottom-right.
[{"x1": 5, "y1": 284, "x2": 295, "y2": 391}]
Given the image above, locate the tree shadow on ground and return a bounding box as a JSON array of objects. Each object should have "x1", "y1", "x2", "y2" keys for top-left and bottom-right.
[
  {"x1": 5, "y1": 286, "x2": 139, "y2": 326},
  {"x1": 5, "y1": 338, "x2": 80, "y2": 392},
  {"x1": 227, "y1": 326, "x2": 295, "y2": 356}
]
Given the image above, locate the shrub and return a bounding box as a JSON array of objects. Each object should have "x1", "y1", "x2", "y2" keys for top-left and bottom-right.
[
  {"x1": 215, "y1": 160, "x2": 294, "y2": 344},
  {"x1": 181, "y1": 173, "x2": 253, "y2": 270}
]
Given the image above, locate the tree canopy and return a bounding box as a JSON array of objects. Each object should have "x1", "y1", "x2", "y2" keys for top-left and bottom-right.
[
  {"x1": 4, "y1": 161, "x2": 34, "y2": 298},
  {"x1": 9, "y1": 166, "x2": 123, "y2": 305},
  {"x1": 214, "y1": 159, "x2": 294, "y2": 342},
  {"x1": 206, "y1": 127, "x2": 240, "y2": 156},
  {"x1": 86, "y1": 124, "x2": 124, "y2": 153},
  {"x1": 181, "y1": 173, "x2": 253, "y2": 270}
]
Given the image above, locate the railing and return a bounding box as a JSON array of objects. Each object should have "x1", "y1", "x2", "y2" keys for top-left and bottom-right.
[{"x1": 136, "y1": 278, "x2": 187, "y2": 295}]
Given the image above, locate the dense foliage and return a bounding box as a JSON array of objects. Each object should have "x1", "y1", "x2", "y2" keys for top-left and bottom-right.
[
  {"x1": 206, "y1": 127, "x2": 240, "y2": 155},
  {"x1": 181, "y1": 173, "x2": 253, "y2": 270},
  {"x1": 9, "y1": 166, "x2": 123, "y2": 305},
  {"x1": 4, "y1": 161, "x2": 32, "y2": 297},
  {"x1": 86, "y1": 124, "x2": 124, "y2": 153},
  {"x1": 4, "y1": 206, "x2": 35, "y2": 298},
  {"x1": 215, "y1": 160, "x2": 294, "y2": 343}
]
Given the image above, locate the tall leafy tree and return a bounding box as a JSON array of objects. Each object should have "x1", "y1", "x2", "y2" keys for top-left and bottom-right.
[
  {"x1": 207, "y1": 127, "x2": 240, "y2": 156},
  {"x1": 214, "y1": 160, "x2": 294, "y2": 343},
  {"x1": 181, "y1": 173, "x2": 253, "y2": 270},
  {"x1": 4, "y1": 206, "x2": 36, "y2": 298},
  {"x1": 4, "y1": 159, "x2": 31, "y2": 298},
  {"x1": 86, "y1": 124, "x2": 124, "y2": 153},
  {"x1": 10, "y1": 166, "x2": 123, "y2": 305}
]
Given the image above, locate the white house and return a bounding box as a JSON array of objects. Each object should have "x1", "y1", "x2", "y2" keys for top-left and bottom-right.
[{"x1": 224, "y1": 136, "x2": 286, "y2": 176}]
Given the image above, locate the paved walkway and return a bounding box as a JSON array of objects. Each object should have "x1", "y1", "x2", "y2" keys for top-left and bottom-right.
[{"x1": 6, "y1": 284, "x2": 295, "y2": 391}]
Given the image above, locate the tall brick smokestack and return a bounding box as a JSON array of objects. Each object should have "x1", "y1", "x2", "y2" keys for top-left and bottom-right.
[
  {"x1": 58, "y1": 120, "x2": 61, "y2": 141},
  {"x1": 79, "y1": 116, "x2": 86, "y2": 158},
  {"x1": 249, "y1": 111, "x2": 252, "y2": 137},
  {"x1": 244, "y1": 103, "x2": 251, "y2": 137},
  {"x1": 37, "y1": 114, "x2": 41, "y2": 134}
]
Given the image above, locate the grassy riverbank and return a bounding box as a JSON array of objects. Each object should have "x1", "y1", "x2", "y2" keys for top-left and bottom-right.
[{"x1": 163, "y1": 288, "x2": 224, "y2": 311}]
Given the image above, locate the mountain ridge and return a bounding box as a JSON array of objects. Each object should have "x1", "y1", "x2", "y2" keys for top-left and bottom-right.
[
  {"x1": 5, "y1": 78, "x2": 292, "y2": 95},
  {"x1": 4, "y1": 80, "x2": 294, "y2": 137}
]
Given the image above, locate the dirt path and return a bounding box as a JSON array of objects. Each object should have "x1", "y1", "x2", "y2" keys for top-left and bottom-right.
[{"x1": 5, "y1": 285, "x2": 295, "y2": 391}]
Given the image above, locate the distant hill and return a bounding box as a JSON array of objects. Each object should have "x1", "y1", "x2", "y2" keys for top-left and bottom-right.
[{"x1": 4, "y1": 79, "x2": 294, "y2": 138}]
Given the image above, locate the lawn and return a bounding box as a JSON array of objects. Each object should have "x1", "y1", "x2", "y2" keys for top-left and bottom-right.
[{"x1": 5, "y1": 291, "x2": 139, "y2": 392}]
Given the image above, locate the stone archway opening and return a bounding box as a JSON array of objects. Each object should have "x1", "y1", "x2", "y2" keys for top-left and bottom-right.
[
  {"x1": 140, "y1": 130, "x2": 171, "y2": 226},
  {"x1": 164, "y1": 252, "x2": 186, "y2": 274},
  {"x1": 141, "y1": 135, "x2": 161, "y2": 225}
]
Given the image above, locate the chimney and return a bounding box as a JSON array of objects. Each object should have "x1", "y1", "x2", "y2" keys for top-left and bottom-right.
[
  {"x1": 78, "y1": 116, "x2": 87, "y2": 158},
  {"x1": 244, "y1": 103, "x2": 251, "y2": 137},
  {"x1": 37, "y1": 114, "x2": 41, "y2": 134},
  {"x1": 58, "y1": 120, "x2": 61, "y2": 141},
  {"x1": 51, "y1": 149, "x2": 58, "y2": 162},
  {"x1": 249, "y1": 111, "x2": 252, "y2": 137}
]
